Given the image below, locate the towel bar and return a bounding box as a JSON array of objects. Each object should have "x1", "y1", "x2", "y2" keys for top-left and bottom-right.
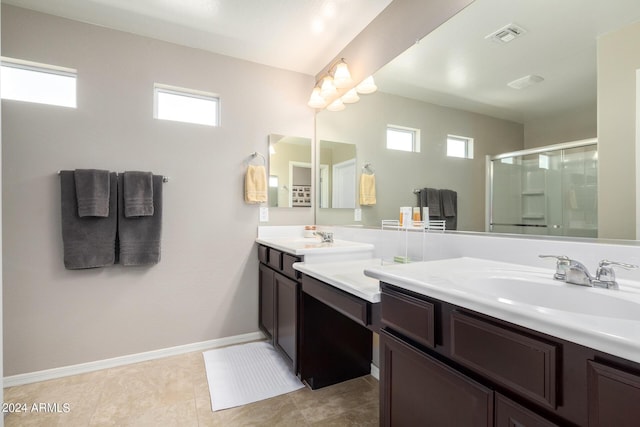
[{"x1": 57, "y1": 171, "x2": 169, "y2": 182}]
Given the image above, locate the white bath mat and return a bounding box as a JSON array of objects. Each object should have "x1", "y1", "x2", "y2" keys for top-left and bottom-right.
[{"x1": 203, "y1": 341, "x2": 305, "y2": 411}]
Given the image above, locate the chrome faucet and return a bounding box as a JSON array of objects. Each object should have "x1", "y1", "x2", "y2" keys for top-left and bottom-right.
[
  {"x1": 314, "y1": 231, "x2": 334, "y2": 243},
  {"x1": 540, "y1": 255, "x2": 638, "y2": 290}
]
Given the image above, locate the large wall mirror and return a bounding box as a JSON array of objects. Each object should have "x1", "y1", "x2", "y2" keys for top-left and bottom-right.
[
  {"x1": 268, "y1": 134, "x2": 312, "y2": 208},
  {"x1": 316, "y1": 0, "x2": 640, "y2": 241}
]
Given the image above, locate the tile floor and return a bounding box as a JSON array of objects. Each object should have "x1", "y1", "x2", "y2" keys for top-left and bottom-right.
[{"x1": 3, "y1": 349, "x2": 379, "y2": 426}]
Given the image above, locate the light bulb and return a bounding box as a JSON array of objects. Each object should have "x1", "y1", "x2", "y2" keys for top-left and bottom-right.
[
  {"x1": 341, "y1": 88, "x2": 360, "y2": 104},
  {"x1": 356, "y1": 75, "x2": 377, "y2": 94},
  {"x1": 333, "y1": 61, "x2": 353, "y2": 88},
  {"x1": 320, "y1": 76, "x2": 337, "y2": 98},
  {"x1": 327, "y1": 98, "x2": 345, "y2": 112},
  {"x1": 307, "y1": 87, "x2": 326, "y2": 109}
]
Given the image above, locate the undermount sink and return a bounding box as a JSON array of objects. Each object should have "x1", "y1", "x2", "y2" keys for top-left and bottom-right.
[{"x1": 463, "y1": 276, "x2": 640, "y2": 321}]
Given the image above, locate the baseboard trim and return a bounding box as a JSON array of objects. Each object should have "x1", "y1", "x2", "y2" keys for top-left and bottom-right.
[
  {"x1": 4, "y1": 331, "x2": 265, "y2": 388},
  {"x1": 370, "y1": 363, "x2": 379, "y2": 380}
]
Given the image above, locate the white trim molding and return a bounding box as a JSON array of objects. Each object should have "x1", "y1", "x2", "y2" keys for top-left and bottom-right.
[{"x1": 4, "y1": 331, "x2": 265, "y2": 387}]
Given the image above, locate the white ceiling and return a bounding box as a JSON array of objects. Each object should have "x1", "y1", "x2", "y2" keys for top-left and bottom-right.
[
  {"x1": 374, "y1": 0, "x2": 640, "y2": 123},
  {"x1": 1, "y1": 0, "x2": 392, "y2": 75},
  {"x1": 5, "y1": 0, "x2": 640, "y2": 124}
]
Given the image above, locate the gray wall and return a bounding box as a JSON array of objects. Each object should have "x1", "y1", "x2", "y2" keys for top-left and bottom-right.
[
  {"x1": 597, "y1": 20, "x2": 640, "y2": 239},
  {"x1": 316, "y1": 91, "x2": 524, "y2": 230},
  {"x1": 523, "y1": 103, "x2": 597, "y2": 149},
  {"x1": 2, "y1": 5, "x2": 313, "y2": 376}
]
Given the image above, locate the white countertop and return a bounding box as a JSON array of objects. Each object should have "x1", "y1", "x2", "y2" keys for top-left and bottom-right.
[
  {"x1": 293, "y1": 258, "x2": 383, "y2": 303},
  {"x1": 256, "y1": 237, "x2": 374, "y2": 257},
  {"x1": 364, "y1": 257, "x2": 640, "y2": 364}
]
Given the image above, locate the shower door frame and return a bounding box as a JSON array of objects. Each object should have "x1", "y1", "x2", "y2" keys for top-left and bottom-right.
[{"x1": 486, "y1": 138, "x2": 598, "y2": 235}]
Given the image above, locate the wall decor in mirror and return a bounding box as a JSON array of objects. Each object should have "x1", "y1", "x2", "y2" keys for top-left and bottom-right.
[
  {"x1": 315, "y1": 0, "x2": 640, "y2": 240},
  {"x1": 268, "y1": 134, "x2": 312, "y2": 208}
]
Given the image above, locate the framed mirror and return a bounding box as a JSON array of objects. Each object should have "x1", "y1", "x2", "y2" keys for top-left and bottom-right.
[{"x1": 268, "y1": 134, "x2": 312, "y2": 208}]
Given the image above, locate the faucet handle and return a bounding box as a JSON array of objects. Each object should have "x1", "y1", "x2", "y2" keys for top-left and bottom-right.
[
  {"x1": 595, "y1": 259, "x2": 638, "y2": 287},
  {"x1": 538, "y1": 255, "x2": 571, "y2": 280}
]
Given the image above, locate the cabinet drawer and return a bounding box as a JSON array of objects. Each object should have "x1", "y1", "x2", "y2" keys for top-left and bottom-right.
[
  {"x1": 495, "y1": 393, "x2": 558, "y2": 427},
  {"x1": 302, "y1": 275, "x2": 369, "y2": 326},
  {"x1": 258, "y1": 245, "x2": 269, "y2": 264},
  {"x1": 282, "y1": 253, "x2": 301, "y2": 279},
  {"x1": 268, "y1": 248, "x2": 283, "y2": 270},
  {"x1": 381, "y1": 287, "x2": 435, "y2": 349},
  {"x1": 451, "y1": 311, "x2": 558, "y2": 409},
  {"x1": 588, "y1": 360, "x2": 640, "y2": 426}
]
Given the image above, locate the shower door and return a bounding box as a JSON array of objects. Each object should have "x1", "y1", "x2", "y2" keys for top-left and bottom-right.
[{"x1": 489, "y1": 140, "x2": 597, "y2": 238}]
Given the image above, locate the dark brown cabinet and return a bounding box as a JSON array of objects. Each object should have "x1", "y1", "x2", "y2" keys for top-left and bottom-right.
[
  {"x1": 379, "y1": 282, "x2": 640, "y2": 427},
  {"x1": 381, "y1": 329, "x2": 493, "y2": 426},
  {"x1": 258, "y1": 263, "x2": 275, "y2": 339},
  {"x1": 257, "y1": 245, "x2": 301, "y2": 373},
  {"x1": 274, "y1": 272, "x2": 298, "y2": 371},
  {"x1": 587, "y1": 360, "x2": 640, "y2": 427}
]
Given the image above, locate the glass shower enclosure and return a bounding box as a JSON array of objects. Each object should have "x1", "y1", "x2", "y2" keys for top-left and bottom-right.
[{"x1": 488, "y1": 139, "x2": 597, "y2": 238}]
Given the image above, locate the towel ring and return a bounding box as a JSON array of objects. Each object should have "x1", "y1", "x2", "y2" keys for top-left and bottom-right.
[
  {"x1": 362, "y1": 162, "x2": 375, "y2": 174},
  {"x1": 249, "y1": 152, "x2": 266, "y2": 165}
]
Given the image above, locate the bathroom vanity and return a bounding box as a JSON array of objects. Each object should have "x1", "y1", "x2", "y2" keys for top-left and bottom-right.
[
  {"x1": 256, "y1": 234, "x2": 378, "y2": 389},
  {"x1": 365, "y1": 257, "x2": 640, "y2": 427}
]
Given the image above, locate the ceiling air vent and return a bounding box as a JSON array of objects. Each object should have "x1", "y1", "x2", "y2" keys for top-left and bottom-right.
[{"x1": 486, "y1": 23, "x2": 527, "y2": 43}]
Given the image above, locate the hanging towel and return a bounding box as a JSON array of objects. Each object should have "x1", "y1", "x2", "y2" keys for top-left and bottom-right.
[
  {"x1": 245, "y1": 164, "x2": 267, "y2": 204},
  {"x1": 426, "y1": 188, "x2": 441, "y2": 218},
  {"x1": 60, "y1": 171, "x2": 117, "y2": 269},
  {"x1": 359, "y1": 173, "x2": 377, "y2": 205},
  {"x1": 74, "y1": 169, "x2": 110, "y2": 217},
  {"x1": 123, "y1": 171, "x2": 154, "y2": 217},
  {"x1": 440, "y1": 189, "x2": 458, "y2": 230},
  {"x1": 118, "y1": 174, "x2": 163, "y2": 266}
]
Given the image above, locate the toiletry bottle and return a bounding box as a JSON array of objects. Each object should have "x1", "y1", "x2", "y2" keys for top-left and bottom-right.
[
  {"x1": 413, "y1": 207, "x2": 421, "y2": 222},
  {"x1": 423, "y1": 207, "x2": 429, "y2": 228},
  {"x1": 400, "y1": 207, "x2": 412, "y2": 228}
]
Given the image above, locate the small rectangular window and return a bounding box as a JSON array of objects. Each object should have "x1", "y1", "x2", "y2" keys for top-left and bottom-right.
[
  {"x1": 447, "y1": 134, "x2": 474, "y2": 159},
  {"x1": 0, "y1": 57, "x2": 76, "y2": 108},
  {"x1": 387, "y1": 125, "x2": 420, "y2": 152},
  {"x1": 154, "y1": 83, "x2": 219, "y2": 127}
]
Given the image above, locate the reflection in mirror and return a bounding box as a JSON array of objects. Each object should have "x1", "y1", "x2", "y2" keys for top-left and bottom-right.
[
  {"x1": 268, "y1": 134, "x2": 312, "y2": 208},
  {"x1": 319, "y1": 140, "x2": 357, "y2": 209},
  {"x1": 315, "y1": 0, "x2": 640, "y2": 240}
]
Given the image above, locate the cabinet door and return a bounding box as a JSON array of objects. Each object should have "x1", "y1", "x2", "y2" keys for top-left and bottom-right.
[
  {"x1": 495, "y1": 393, "x2": 558, "y2": 427},
  {"x1": 588, "y1": 360, "x2": 640, "y2": 427},
  {"x1": 275, "y1": 273, "x2": 299, "y2": 372},
  {"x1": 258, "y1": 263, "x2": 275, "y2": 340},
  {"x1": 380, "y1": 330, "x2": 493, "y2": 427}
]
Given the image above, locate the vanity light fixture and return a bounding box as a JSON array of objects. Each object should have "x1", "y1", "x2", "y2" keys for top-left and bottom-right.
[
  {"x1": 332, "y1": 59, "x2": 353, "y2": 88},
  {"x1": 307, "y1": 86, "x2": 327, "y2": 109},
  {"x1": 341, "y1": 88, "x2": 360, "y2": 104},
  {"x1": 356, "y1": 75, "x2": 378, "y2": 94},
  {"x1": 320, "y1": 75, "x2": 338, "y2": 98},
  {"x1": 327, "y1": 98, "x2": 345, "y2": 112},
  {"x1": 307, "y1": 59, "x2": 377, "y2": 110}
]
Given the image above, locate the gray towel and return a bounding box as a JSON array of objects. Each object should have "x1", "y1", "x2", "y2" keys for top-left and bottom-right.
[
  {"x1": 426, "y1": 188, "x2": 441, "y2": 218},
  {"x1": 60, "y1": 171, "x2": 117, "y2": 269},
  {"x1": 118, "y1": 174, "x2": 163, "y2": 266},
  {"x1": 440, "y1": 189, "x2": 457, "y2": 230},
  {"x1": 123, "y1": 171, "x2": 154, "y2": 217},
  {"x1": 74, "y1": 169, "x2": 110, "y2": 217}
]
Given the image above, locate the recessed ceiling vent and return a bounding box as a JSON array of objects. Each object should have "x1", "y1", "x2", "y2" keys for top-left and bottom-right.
[{"x1": 486, "y1": 23, "x2": 527, "y2": 43}]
